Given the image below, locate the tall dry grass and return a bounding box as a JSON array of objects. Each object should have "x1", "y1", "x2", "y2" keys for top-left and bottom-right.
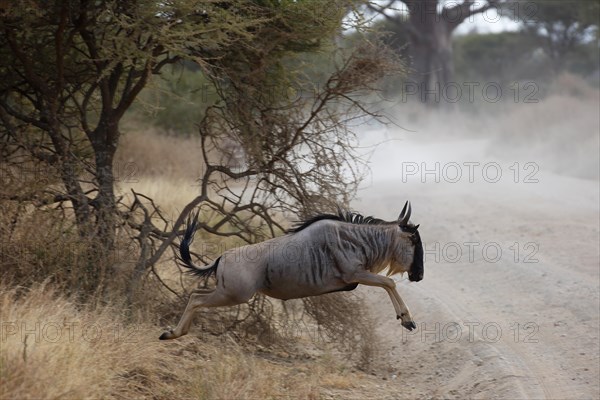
[
  {"x1": 115, "y1": 122, "x2": 205, "y2": 218},
  {"x1": 1, "y1": 282, "x2": 374, "y2": 400},
  {"x1": 1, "y1": 282, "x2": 191, "y2": 399},
  {"x1": 5, "y1": 80, "x2": 596, "y2": 399},
  {"x1": 1, "y1": 119, "x2": 385, "y2": 399}
]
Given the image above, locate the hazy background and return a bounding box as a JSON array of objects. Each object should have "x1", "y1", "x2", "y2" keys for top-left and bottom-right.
[{"x1": 1, "y1": 1, "x2": 598, "y2": 399}]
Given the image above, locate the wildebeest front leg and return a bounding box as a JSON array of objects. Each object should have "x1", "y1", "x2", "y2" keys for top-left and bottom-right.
[{"x1": 353, "y1": 272, "x2": 416, "y2": 331}]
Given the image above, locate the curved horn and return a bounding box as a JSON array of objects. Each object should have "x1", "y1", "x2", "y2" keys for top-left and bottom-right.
[{"x1": 398, "y1": 201, "x2": 411, "y2": 226}]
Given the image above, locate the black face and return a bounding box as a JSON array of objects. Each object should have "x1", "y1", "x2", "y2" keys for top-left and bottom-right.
[{"x1": 402, "y1": 224, "x2": 424, "y2": 282}]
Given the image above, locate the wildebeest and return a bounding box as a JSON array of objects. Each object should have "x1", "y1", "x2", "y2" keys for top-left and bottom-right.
[{"x1": 160, "y1": 201, "x2": 424, "y2": 340}]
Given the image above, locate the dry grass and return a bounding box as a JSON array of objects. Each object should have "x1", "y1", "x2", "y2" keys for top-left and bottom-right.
[
  {"x1": 116, "y1": 121, "x2": 203, "y2": 182},
  {"x1": 1, "y1": 282, "x2": 184, "y2": 399},
  {"x1": 5, "y1": 83, "x2": 596, "y2": 399},
  {"x1": 1, "y1": 282, "x2": 379, "y2": 400},
  {"x1": 1, "y1": 123, "x2": 384, "y2": 399},
  {"x1": 115, "y1": 123, "x2": 204, "y2": 218},
  {"x1": 1, "y1": 206, "x2": 113, "y2": 296}
]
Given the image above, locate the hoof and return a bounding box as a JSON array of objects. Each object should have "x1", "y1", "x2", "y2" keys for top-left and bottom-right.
[
  {"x1": 402, "y1": 321, "x2": 417, "y2": 331},
  {"x1": 159, "y1": 330, "x2": 174, "y2": 340}
]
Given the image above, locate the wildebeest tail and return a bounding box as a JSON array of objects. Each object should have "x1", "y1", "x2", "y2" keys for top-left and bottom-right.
[{"x1": 177, "y1": 211, "x2": 219, "y2": 278}]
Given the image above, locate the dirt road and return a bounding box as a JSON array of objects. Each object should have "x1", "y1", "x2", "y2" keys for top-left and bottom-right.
[{"x1": 351, "y1": 132, "x2": 599, "y2": 399}]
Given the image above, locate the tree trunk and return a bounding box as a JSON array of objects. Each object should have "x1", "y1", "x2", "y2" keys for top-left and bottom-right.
[
  {"x1": 90, "y1": 119, "x2": 119, "y2": 253},
  {"x1": 59, "y1": 156, "x2": 94, "y2": 237},
  {"x1": 406, "y1": 0, "x2": 454, "y2": 107},
  {"x1": 48, "y1": 125, "x2": 117, "y2": 295},
  {"x1": 434, "y1": 23, "x2": 454, "y2": 91},
  {"x1": 75, "y1": 118, "x2": 119, "y2": 294}
]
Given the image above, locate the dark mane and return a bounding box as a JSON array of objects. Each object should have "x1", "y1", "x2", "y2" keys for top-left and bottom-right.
[{"x1": 288, "y1": 209, "x2": 389, "y2": 233}]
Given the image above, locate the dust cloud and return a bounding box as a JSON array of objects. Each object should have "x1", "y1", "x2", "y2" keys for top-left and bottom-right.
[{"x1": 350, "y1": 83, "x2": 599, "y2": 398}]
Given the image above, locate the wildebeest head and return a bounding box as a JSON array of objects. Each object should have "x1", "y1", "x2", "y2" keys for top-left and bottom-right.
[{"x1": 396, "y1": 201, "x2": 424, "y2": 282}]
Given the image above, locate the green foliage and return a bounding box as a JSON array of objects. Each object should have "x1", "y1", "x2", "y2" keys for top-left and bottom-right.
[
  {"x1": 566, "y1": 41, "x2": 600, "y2": 79},
  {"x1": 0, "y1": 0, "x2": 284, "y2": 262},
  {"x1": 0, "y1": 0, "x2": 263, "y2": 116},
  {"x1": 453, "y1": 31, "x2": 542, "y2": 83},
  {"x1": 132, "y1": 64, "x2": 217, "y2": 134},
  {"x1": 453, "y1": 30, "x2": 599, "y2": 86},
  {"x1": 209, "y1": 0, "x2": 354, "y2": 89},
  {"x1": 2, "y1": 0, "x2": 398, "y2": 293},
  {"x1": 522, "y1": 0, "x2": 600, "y2": 32},
  {"x1": 129, "y1": 0, "x2": 360, "y2": 134},
  {"x1": 510, "y1": 0, "x2": 599, "y2": 71}
]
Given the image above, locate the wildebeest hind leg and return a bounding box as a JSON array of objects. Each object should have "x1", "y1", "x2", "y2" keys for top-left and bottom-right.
[{"x1": 159, "y1": 289, "x2": 241, "y2": 340}]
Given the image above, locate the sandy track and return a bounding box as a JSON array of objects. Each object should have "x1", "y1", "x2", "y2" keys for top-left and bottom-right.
[{"x1": 351, "y1": 135, "x2": 599, "y2": 399}]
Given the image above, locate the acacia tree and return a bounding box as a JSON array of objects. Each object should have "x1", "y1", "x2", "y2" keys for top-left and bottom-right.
[
  {"x1": 367, "y1": 0, "x2": 507, "y2": 104},
  {"x1": 512, "y1": 0, "x2": 599, "y2": 73},
  {"x1": 0, "y1": 2, "x2": 401, "y2": 356},
  {"x1": 0, "y1": 1, "x2": 264, "y2": 252},
  {"x1": 1, "y1": 0, "x2": 402, "y2": 299},
  {"x1": 0, "y1": 1, "x2": 358, "y2": 250}
]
